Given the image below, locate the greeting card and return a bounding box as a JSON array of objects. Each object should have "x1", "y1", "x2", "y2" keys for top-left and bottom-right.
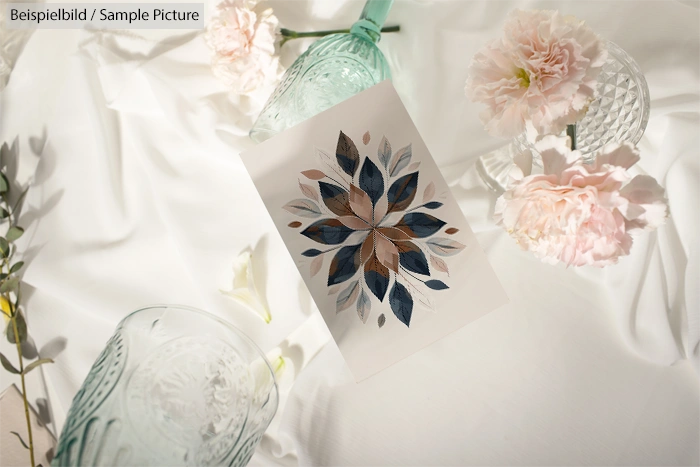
[{"x1": 241, "y1": 81, "x2": 508, "y2": 381}]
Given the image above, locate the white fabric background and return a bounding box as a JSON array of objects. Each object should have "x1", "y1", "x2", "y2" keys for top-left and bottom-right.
[{"x1": 0, "y1": 0, "x2": 698, "y2": 465}]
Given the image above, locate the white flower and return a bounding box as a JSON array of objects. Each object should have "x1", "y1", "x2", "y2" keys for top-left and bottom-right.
[
  {"x1": 220, "y1": 249, "x2": 271, "y2": 323},
  {"x1": 205, "y1": 0, "x2": 283, "y2": 95}
]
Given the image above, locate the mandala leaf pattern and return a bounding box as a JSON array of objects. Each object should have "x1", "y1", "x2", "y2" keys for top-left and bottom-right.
[
  {"x1": 357, "y1": 289, "x2": 371, "y2": 323},
  {"x1": 301, "y1": 219, "x2": 354, "y2": 245},
  {"x1": 359, "y1": 157, "x2": 384, "y2": 206},
  {"x1": 336, "y1": 280, "x2": 360, "y2": 313},
  {"x1": 389, "y1": 144, "x2": 412, "y2": 177},
  {"x1": 336, "y1": 131, "x2": 360, "y2": 177},
  {"x1": 374, "y1": 233, "x2": 399, "y2": 273},
  {"x1": 283, "y1": 199, "x2": 322, "y2": 218},
  {"x1": 328, "y1": 243, "x2": 362, "y2": 286},
  {"x1": 389, "y1": 281, "x2": 413, "y2": 327},
  {"x1": 427, "y1": 238, "x2": 466, "y2": 256},
  {"x1": 378, "y1": 135, "x2": 392, "y2": 169},
  {"x1": 386, "y1": 172, "x2": 418, "y2": 214},
  {"x1": 319, "y1": 181, "x2": 353, "y2": 216}
]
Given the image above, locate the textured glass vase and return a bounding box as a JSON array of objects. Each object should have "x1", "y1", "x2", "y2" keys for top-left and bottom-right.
[
  {"x1": 477, "y1": 40, "x2": 651, "y2": 191},
  {"x1": 51, "y1": 305, "x2": 278, "y2": 467},
  {"x1": 249, "y1": 0, "x2": 393, "y2": 143}
]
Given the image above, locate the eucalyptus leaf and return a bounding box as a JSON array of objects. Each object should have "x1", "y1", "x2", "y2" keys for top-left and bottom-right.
[
  {"x1": 0, "y1": 276, "x2": 19, "y2": 293},
  {"x1": 0, "y1": 173, "x2": 8, "y2": 194},
  {"x1": 23, "y1": 358, "x2": 53, "y2": 375},
  {"x1": 0, "y1": 237, "x2": 8, "y2": 257},
  {"x1": 0, "y1": 351, "x2": 20, "y2": 374},
  {"x1": 6, "y1": 309, "x2": 26, "y2": 344},
  {"x1": 9, "y1": 262, "x2": 23, "y2": 274},
  {"x1": 6, "y1": 226, "x2": 23, "y2": 242},
  {"x1": 0, "y1": 208, "x2": 9, "y2": 219}
]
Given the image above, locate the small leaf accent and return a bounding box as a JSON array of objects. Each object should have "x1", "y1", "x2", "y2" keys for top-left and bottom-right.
[
  {"x1": 10, "y1": 262, "x2": 23, "y2": 274},
  {"x1": 423, "y1": 182, "x2": 435, "y2": 202},
  {"x1": 357, "y1": 288, "x2": 371, "y2": 323},
  {"x1": 389, "y1": 144, "x2": 412, "y2": 177},
  {"x1": 301, "y1": 249, "x2": 323, "y2": 257},
  {"x1": 445, "y1": 228, "x2": 459, "y2": 235},
  {"x1": 6, "y1": 227, "x2": 24, "y2": 242},
  {"x1": 426, "y1": 238, "x2": 466, "y2": 256},
  {"x1": 336, "y1": 280, "x2": 360, "y2": 313},
  {"x1": 283, "y1": 199, "x2": 322, "y2": 218},
  {"x1": 378, "y1": 135, "x2": 392, "y2": 169},
  {"x1": 423, "y1": 202, "x2": 443, "y2": 209},
  {"x1": 0, "y1": 352, "x2": 20, "y2": 374},
  {"x1": 301, "y1": 169, "x2": 327, "y2": 180},
  {"x1": 288, "y1": 221, "x2": 302, "y2": 228},
  {"x1": 378, "y1": 313, "x2": 386, "y2": 328},
  {"x1": 363, "y1": 131, "x2": 371, "y2": 145},
  {"x1": 407, "y1": 162, "x2": 420, "y2": 172},
  {"x1": 6, "y1": 310, "x2": 26, "y2": 343},
  {"x1": 299, "y1": 181, "x2": 318, "y2": 201},
  {"x1": 23, "y1": 358, "x2": 54, "y2": 375},
  {"x1": 430, "y1": 255, "x2": 449, "y2": 275},
  {"x1": 425, "y1": 280, "x2": 449, "y2": 290},
  {"x1": 310, "y1": 256, "x2": 324, "y2": 278}
]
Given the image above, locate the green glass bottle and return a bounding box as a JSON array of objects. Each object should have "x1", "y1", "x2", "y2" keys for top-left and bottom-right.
[{"x1": 249, "y1": 0, "x2": 394, "y2": 143}]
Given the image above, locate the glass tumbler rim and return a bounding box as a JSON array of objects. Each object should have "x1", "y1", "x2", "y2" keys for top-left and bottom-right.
[{"x1": 118, "y1": 304, "x2": 279, "y2": 393}]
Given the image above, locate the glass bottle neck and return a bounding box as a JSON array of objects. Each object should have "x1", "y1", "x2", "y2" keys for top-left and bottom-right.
[{"x1": 350, "y1": 0, "x2": 394, "y2": 43}]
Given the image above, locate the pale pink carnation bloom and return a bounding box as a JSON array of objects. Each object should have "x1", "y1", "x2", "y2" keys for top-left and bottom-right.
[
  {"x1": 466, "y1": 9, "x2": 607, "y2": 138},
  {"x1": 206, "y1": 0, "x2": 283, "y2": 95},
  {"x1": 494, "y1": 136, "x2": 668, "y2": 267}
]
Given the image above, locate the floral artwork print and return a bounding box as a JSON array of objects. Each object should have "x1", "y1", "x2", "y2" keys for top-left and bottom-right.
[{"x1": 283, "y1": 131, "x2": 465, "y2": 328}]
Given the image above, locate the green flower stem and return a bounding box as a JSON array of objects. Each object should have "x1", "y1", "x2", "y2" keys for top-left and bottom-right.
[
  {"x1": 9, "y1": 300, "x2": 35, "y2": 467},
  {"x1": 567, "y1": 124, "x2": 577, "y2": 150},
  {"x1": 280, "y1": 25, "x2": 400, "y2": 46}
]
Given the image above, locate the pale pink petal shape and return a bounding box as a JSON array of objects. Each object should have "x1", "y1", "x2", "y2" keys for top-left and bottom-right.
[
  {"x1": 591, "y1": 142, "x2": 641, "y2": 171},
  {"x1": 349, "y1": 184, "x2": 373, "y2": 224},
  {"x1": 374, "y1": 233, "x2": 400, "y2": 273}
]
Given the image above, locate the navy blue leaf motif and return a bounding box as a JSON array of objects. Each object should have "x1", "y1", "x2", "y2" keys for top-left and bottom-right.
[
  {"x1": 328, "y1": 244, "x2": 362, "y2": 286},
  {"x1": 359, "y1": 157, "x2": 384, "y2": 206},
  {"x1": 387, "y1": 172, "x2": 418, "y2": 213},
  {"x1": 423, "y1": 202, "x2": 443, "y2": 209},
  {"x1": 301, "y1": 219, "x2": 354, "y2": 245},
  {"x1": 302, "y1": 249, "x2": 323, "y2": 257},
  {"x1": 336, "y1": 131, "x2": 360, "y2": 177},
  {"x1": 425, "y1": 280, "x2": 449, "y2": 290},
  {"x1": 395, "y1": 213, "x2": 446, "y2": 238},
  {"x1": 389, "y1": 281, "x2": 413, "y2": 327},
  {"x1": 397, "y1": 242, "x2": 429, "y2": 275},
  {"x1": 364, "y1": 252, "x2": 390, "y2": 301}
]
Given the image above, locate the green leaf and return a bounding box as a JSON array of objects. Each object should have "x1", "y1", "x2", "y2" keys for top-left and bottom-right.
[
  {"x1": 0, "y1": 208, "x2": 9, "y2": 219},
  {"x1": 0, "y1": 351, "x2": 20, "y2": 374},
  {"x1": 6, "y1": 310, "x2": 26, "y2": 344},
  {"x1": 9, "y1": 431, "x2": 29, "y2": 450},
  {"x1": 0, "y1": 173, "x2": 8, "y2": 194},
  {"x1": 0, "y1": 237, "x2": 7, "y2": 257},
  {"x1": 9, "y1": 262, "x2": 23, "y2": 274},
  {"x1": 0, "y1": 276, "x2": 19, "y2": 293},
  {"x1": 0, "y1": 273, "x2": 7, "y2": 281},
  {"x1": 6, "y1": 226, "x2": 23, "y2": 242},
  {"x1": 23, "y1": 358, "x2": 53, "y2": 375}
]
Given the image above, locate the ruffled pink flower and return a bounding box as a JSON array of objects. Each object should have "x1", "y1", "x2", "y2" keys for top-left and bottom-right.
[
  {"x1": 466, "y1": 9, "x2": 607, "y2": 138},
  {"x1": 494, "y1": 136, "x2": 668, "y2": 267},
  {"x1": 206, "y1": 0, "x2": 282, "y2": 95}
]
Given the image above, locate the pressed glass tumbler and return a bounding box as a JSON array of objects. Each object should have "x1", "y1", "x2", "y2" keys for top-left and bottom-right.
[{"x1": 51, "y1": 305, "x2": 278, "y2": 467}]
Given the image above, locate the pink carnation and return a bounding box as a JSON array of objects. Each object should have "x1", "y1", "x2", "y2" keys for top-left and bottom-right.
[
  {"x1": 466, "y1": 9, "x2": 607, "y2": 138},
  {"x1": 494, "y1": 136, "x2": 668, "y2": 267},
  {"x1": 206, "y1": 0, "x2": 282, "y2": 95}
]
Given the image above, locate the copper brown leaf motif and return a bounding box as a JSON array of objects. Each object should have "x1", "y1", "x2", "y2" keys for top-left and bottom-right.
[
  {"x1": 377, "y1": 226, "x2": 413, "y2": 242},
  {"x1": 302, "y1": 169, "x2": 327, "y2": 180},
  {"x1": 363, "y1": 131, "x2": 371, "y2": 145},
  {"x1": 445, "y1": 227, "x2": 459, "y2": 235},
  {"x1": 338, "y1": 216, "x2": 371, "y2": 230},
  {"x1": 374, "y1": 232, "x2": 400, "y2": 273},
  {"x1": 360, "y1": 233, "x2": 374, "y2": 264},
  {"x1": 319, "y1": 181, "x2": 353, "y2": 216},
  {"x1": 349, "y1": 184, "x2": 374, "y2": 223},
  {"x1": 336, "y1": 131, "x2": 360, "y2": 177},
  {"x1": 288, "y1": 221, "x2": 302, "y2": 228}
]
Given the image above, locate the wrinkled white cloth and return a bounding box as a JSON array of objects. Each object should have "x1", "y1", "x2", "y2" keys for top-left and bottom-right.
[{"x1": 0, "y1": 0, "x2": 698, "y2": 466}]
